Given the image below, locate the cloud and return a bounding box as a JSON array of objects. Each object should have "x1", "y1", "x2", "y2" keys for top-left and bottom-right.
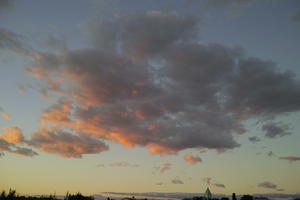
[
  {"x1": 1, "y1": 113, "x2": 11, "y2": 120},
  {"x1": 97, "y1": 161, "x2": 139, "y2": 168},
  {"x1": 0, "y1": 138, "x2": 37, "y2": 157},
  {"x1": 153, "y1": 162, "x2": 172, "y2": 174},
  {"x1": 262, "y1": 122, "x2": 291, "y2": 138},
  {"x1": 25, "y1": 11, "x2": 300, "y2": 157},
  {"x1": 258, "y1": 181, "x2": 283, "y2": 191},
  {"x1": 0, "y1": 28, "x2": 31, "y2": 55},
  {"x1": 30, "y1": 127, "x2": 108, "y2": 158},
  {"x1": 184, "y1": 154, "x2": 202, "y2": 164},
  {"x1": 155, "y1": 182, "x2": 163, "y2": 186},
  {"x1": 279, "y1": 156, "x2": 300, "y2": 163},
  {"x1": 248, "y1": 136, "x2": 260, "y2": 143},
  {"x1": 171, "y1": 178, "x2": 184, "y2": 184},
  {"x1": 0, "y1": 0, "x2": 14, "y2": 13},
  {"x1": 213, "y1": 183, "x2": 225, "y2": 188},
  {"x1": 267, "y1": 151, "x2": 275, "y2": 157},
  {"x1": 292, "y1": 11, "x2": 300, "y2": 23},
  {"x1": 0, "y1": 126, "x2": 37, "y2": 157},
  {"x1": 0, "y1": 126, "x2": 24, "y2": 144}
]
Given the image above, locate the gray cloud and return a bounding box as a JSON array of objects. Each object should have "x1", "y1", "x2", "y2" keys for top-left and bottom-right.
[
  {"x1": 248, "y1": 136, "x2": 260, "y2": 143},
  {"x1": 262, "y1": 122, "x2": 291, "y2": 138},
  {"x1": 267, "y1": 151, "x2": 275, "y2": 157},
  {"x1": 97, "y1": 161, "x2": 139, "y2": 168},
  {"x1": 279, "y1": 156, "x2": 300, "y2": 163},
  {"x1": 0, "y1": 28, "x2": 31, "y2": 55},
  {"x1": 25, "y1": 11, "x2": 300, "y2": 157},
  {"x1": 30, "y1": 128, "x2": 108, "y2": 158},
  {"x1": 258, "y1": 181, "x2": 284, "y2": 191},
  {"x1": 171, "y1": 178, "x2": 184, "y2": 184},
  {"x1": 0, "y1": 139, "x2": 37, "y2": 157},
  {"x1": 153, "y1": 163, "x2": 172, "y2": 174},
  {"x1": 213, "y1": 183, "x2": 225, "y2": 188},
  {"x1": 292, "y1": 11, "x2": 300, "y2": 23},
  {"x1": 155, "y1": 182, "x2": 163, "y2": 186},
  {"x1": 0, "y1": 0, "x2": 14, "y2": 13}
]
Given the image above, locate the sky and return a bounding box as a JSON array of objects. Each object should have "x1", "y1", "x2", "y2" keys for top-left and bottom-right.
[{"x1": 1, "y1": 0, "x2": 300, "y2": 198}]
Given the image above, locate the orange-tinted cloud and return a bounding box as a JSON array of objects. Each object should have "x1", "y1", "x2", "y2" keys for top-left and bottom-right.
[
  {"x1": 184, "y1": 154, "x2": 202, "y2": 164},
  {"x1": 24, "y1": 11, "x2": 300, "y2": 158},
  {"x1": 30, "y1": 128, "x2": 108, "y2": 158},
  {"x1": 0, "y1": 126, "x2": 37, "y2": 157},
  {"x1": 1, "y1": 113, "x2": 11, "y2": 120},
  {"x1": 0, "y1": 126, "x2": 24, "y2": 144},
  {"x1": 279, "y1": 156, "x2": 300, "y2": 163}
]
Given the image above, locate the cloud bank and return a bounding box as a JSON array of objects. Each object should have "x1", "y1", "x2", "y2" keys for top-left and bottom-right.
[{"x1": 21, "y1": 11, "x2": 300, "y2": 158}]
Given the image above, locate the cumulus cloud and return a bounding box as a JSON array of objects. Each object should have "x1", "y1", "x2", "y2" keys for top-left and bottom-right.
[
  {"x1": 0, "y1": 126, "x2": 24, "y2": 144},
  {"x1": 262, "y1": 122, "x2": 291, "y2": 138},
  {"x1": 97, "y1": 161, "x2": 139, "y2": 168},
  {"x1": 30, "y1": 127, "x2": 108, "y2": 158},
  {"x1": 213, "y1": 183, "x2": 225, "y2": 188},
  {"x1": 279, "y1": 156, "x2": 300, "y2": 163},
  {"x1": 0, "y1": 126, "x2": 37, "y2": 157},
  {"x1": 0, "y1": 137, "x2": 37, "y2": 157},
  {"x1": 24, "y1": 11, "x2": 300, "y2": 158},
  {"x1": 172, "y1": 178, "x2": 184, "y2": 184},
  {"x1": 248, "y1": 136, "x2": 260, "y2": 143},
  {"x1": 184, "y1": 154, "x2": 202, "y2": 164}
]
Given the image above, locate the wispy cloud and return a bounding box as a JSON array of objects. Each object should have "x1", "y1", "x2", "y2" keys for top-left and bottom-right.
[
  {"x1": 97, "y1": 161, "x2": 139, "y2": 168},
  {"x1": 279, "y1": 156, "x2": 300, "y2": 163},
  {"x1": 171, "y1": 178, "x2": 184, "y2": 184},
  {"x1": 258, "y1": 181, "x2": 284, "y2": 191},
  {"x1": 213, "y1": 183, "x2": 225, "y2": 188}
]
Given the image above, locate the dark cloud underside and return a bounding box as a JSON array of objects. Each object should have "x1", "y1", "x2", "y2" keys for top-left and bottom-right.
[{"x1": 23, "y1": 11, "x2": 300, "y2": 158}]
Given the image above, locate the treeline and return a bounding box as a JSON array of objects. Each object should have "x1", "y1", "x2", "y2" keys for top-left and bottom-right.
[{"x1": 0, "y1": 189, "x2": 94, "y2": 200}]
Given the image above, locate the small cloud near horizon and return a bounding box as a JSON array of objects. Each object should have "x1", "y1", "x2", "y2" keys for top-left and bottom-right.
[
  {"x1": 258, "y1": 181, "x2": 284, "y2": 191},
  {"x1": 279, "y1": 156, "x2": 300, "y2": 163},
  {"x1": 172, "y1": 178, "x2": 184, "y2": 184},
  {"x1": 97, "y1": 161, "x2": 139, "y2": 168},
  {"x1": 184, "y1": 154, "x2": 202, "y2": 164}
]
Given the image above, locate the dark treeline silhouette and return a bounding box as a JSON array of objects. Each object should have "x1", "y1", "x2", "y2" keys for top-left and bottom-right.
[{"x1": 0, "y1": 189, "x2": 93, "y2": 200}]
